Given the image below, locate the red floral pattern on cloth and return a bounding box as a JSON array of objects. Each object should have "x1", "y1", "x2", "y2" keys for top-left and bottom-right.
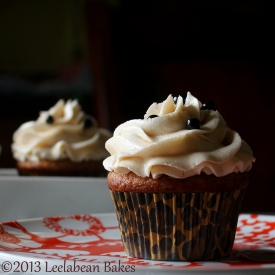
[
  {"x1": 234, "y1": 214, "x2": 275, "y2": 250},
  {"x1": 43, "y1": 214, "x2": 105, "y2": 236},
  {"x1": 0, "y1": 213, "x2": 275, "y2": 271},
  {"x1": 0, "y1": 224, "x2": 20, "y2": 244}
]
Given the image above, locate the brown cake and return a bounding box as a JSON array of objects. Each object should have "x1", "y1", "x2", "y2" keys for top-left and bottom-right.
[
  {"x1": 16, "y1": 159, "x2": 105, "y2": 177},
  {"x1": 107, "y1": 171, "x2": 249, "y2": 193},
  {"x1": 103, "y1": 92, "x2": 255, "y2": 261}
]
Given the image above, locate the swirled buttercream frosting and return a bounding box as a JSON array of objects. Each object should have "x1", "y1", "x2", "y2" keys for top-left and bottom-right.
[
  {"x1": 12, "y1": 99, "x2": 112, "y2": 162},
  {"x1": 103, "y1": 92, "x2": 255, "y2": 179}
]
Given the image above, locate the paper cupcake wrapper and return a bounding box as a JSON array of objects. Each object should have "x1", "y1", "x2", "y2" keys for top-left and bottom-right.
[{"x1": 110, "y1": 189, "x2": 245, "y2": 261}]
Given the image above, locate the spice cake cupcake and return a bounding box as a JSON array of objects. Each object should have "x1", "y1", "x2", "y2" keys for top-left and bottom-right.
[
  {"x1": 12, "y1": 99, "x2": 112, "y2": 176},
  {"x1": 103, "y1": 92, "x2": 255, "y2": 261}
]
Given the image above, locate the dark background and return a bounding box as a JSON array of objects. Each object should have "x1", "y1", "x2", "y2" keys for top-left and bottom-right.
[{"x1": 1, "y1": 0, "x2": 274, "y2": 212}]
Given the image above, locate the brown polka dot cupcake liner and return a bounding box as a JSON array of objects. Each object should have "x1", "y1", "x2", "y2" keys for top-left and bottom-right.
[{"x1": 110, "y1": 189, "x2": 245, "y2": 261}]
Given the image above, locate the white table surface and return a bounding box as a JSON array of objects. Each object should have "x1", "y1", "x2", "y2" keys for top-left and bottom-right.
[{"x1": 0, "y1": 169, "x2": 114, "y2": 222}]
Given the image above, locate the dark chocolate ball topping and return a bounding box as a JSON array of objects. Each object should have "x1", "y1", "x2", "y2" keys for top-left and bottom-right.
[
  {"x1": 147, "y1": 115, "x2": 159, "y2": 119},
  {"x1": 173, "y1": 94, "x2": 186, "y2": 104},
  {"x1": 186, "y1": 117, "x2": 201, "y2": 130},
  {"x1": 173, "y1": 95, "x2": 179, "y2": 104},
  {"x1": 84, "y1": 118, "x2": 94, "y2": 129},
  {"x1": 46, "y1": 115, "x2": 54, "y2": 124},
  {"x1": 201, "y1": 101, "x2": 217, "y2": 111}
]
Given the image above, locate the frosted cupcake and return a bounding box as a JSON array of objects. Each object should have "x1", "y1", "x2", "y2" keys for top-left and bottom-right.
[
  {"x1": 103, "y1": 92, "x2": 255, "y2": 261},
  {"x1": 12, "y1": 99, "x2": 112, "y2": 176}
]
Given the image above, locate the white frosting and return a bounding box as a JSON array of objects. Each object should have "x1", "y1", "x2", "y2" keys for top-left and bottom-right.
[
  {"x1": 103, "y1": 92, "x2": 255, "y2": 179},
  {"x1": 12, "y1": 99, "x2": 112, "y2": 162}
]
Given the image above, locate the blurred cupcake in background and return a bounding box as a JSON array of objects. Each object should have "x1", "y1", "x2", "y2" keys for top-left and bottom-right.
[{"x1": 12, "y1": 99, "x2": 112, "y2": 176}]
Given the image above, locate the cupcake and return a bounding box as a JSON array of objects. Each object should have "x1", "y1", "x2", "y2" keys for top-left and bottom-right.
[
  {"x1": 103, "y1": 92, "x2": 255, "y2": 261},
  {"x1": 12, "y1": 99, "x2": 112, "y2": 176}
]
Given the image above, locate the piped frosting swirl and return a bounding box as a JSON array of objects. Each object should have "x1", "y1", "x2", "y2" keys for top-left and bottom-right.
[
  {"x1": 12, "y1": 99, "x2": 112, "y2": 162},
  {"x1": 103, "y1": 92, "x2": 255, "y2": 179}
]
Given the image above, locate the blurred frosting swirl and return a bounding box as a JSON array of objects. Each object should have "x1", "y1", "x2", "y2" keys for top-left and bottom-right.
[
  {"x1": 12, "y1": 99, "x2": 112, "y2": 162},
  {"x1": 103, "y1": 92, "x2": 255, "y2": 179}
]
